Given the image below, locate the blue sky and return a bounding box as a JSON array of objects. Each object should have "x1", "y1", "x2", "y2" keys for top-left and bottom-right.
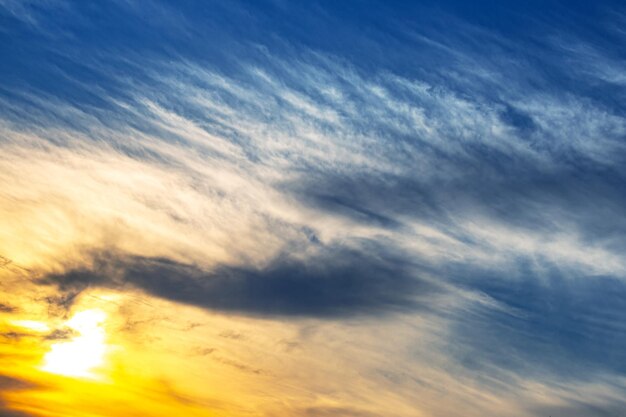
[{"x1": 1, "y1": 1, "x2": 626, "y2": 416}]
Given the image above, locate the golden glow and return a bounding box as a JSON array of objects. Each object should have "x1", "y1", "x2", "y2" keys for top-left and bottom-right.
[
  {"x1": 9, "y1": 320, "x2": 50, "y2": 332},
  {"x1": 41, "y1": 309, "x2": 108, "y2": 379}
]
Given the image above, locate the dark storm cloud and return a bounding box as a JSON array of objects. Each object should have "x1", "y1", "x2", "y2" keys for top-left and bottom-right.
[{"x1": 42, "y1": 243, "x2": 440, "y2": 318}]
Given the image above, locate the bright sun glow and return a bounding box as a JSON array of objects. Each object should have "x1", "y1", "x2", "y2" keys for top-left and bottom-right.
[
  {"x1": 41, "y1": 309, "x2": 108, "y2": 379},
  {"x1": 10, "y1": 320, "x2": 50, "y2": 332}
]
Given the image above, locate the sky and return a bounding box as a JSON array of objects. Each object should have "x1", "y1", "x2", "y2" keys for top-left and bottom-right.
[{"x1": 1, "y1": 1, "x2": 626, "y2": 416}]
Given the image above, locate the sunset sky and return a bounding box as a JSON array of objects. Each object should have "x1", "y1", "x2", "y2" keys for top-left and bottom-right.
[{"x1": 1, "y1": 1, "x2": 626, "y2": 416}]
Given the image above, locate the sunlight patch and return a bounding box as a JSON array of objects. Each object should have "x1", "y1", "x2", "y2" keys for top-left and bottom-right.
[{"x1": 41, "y1": 309, "x2": 108, "y2": 379}]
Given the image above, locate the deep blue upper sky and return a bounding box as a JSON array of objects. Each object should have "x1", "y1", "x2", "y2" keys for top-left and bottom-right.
[{"x1": 2, "y1": 0, "x2": 625, "y2": 104}]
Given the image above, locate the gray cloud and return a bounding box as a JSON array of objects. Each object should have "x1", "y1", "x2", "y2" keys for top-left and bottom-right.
[
  {"x1": 0, "y1": 376, "x2": 37, "y2": 392},
  {"x1": 528, "y1": 403, "x2": 626, "y2": 417},
  {"x1": 0, "y1": 304, "x2": 16, "y2": 313},
  {"x1": 0, "y1": 375, "x2": 40, "y2": 417},
  {"x1": 301, "y1": 406, "x2": 381, "y2": 417},
  {"x1": 42, "y1": 242, "x2": 440, "y2": 318}
]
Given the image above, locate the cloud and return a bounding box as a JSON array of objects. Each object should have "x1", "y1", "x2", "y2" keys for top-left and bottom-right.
[
  {"x1": 0, "y1": 407, "x2": 36, "y2": 417},
  {"x1": 0, "y1": 376, "x2": 38, "y2": 392},
  {"x1": 529, "y1": 402, "x2": 626, "y2": 417},
  {"x1": 0, "y1": 375, "x2": 40, "y2": 417},
  {"x1": 300, "y1": 406, "x2": 381, "y2": 417},
  {"x1": 0, "y1": 304, "x2": 16, "y2": 314},
  {"x1": 41, "y1": 242, "x2": 440, "y2": 318},
  {"x1": 444, "y1": 263, "x2": 626, "y2": 379}
]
